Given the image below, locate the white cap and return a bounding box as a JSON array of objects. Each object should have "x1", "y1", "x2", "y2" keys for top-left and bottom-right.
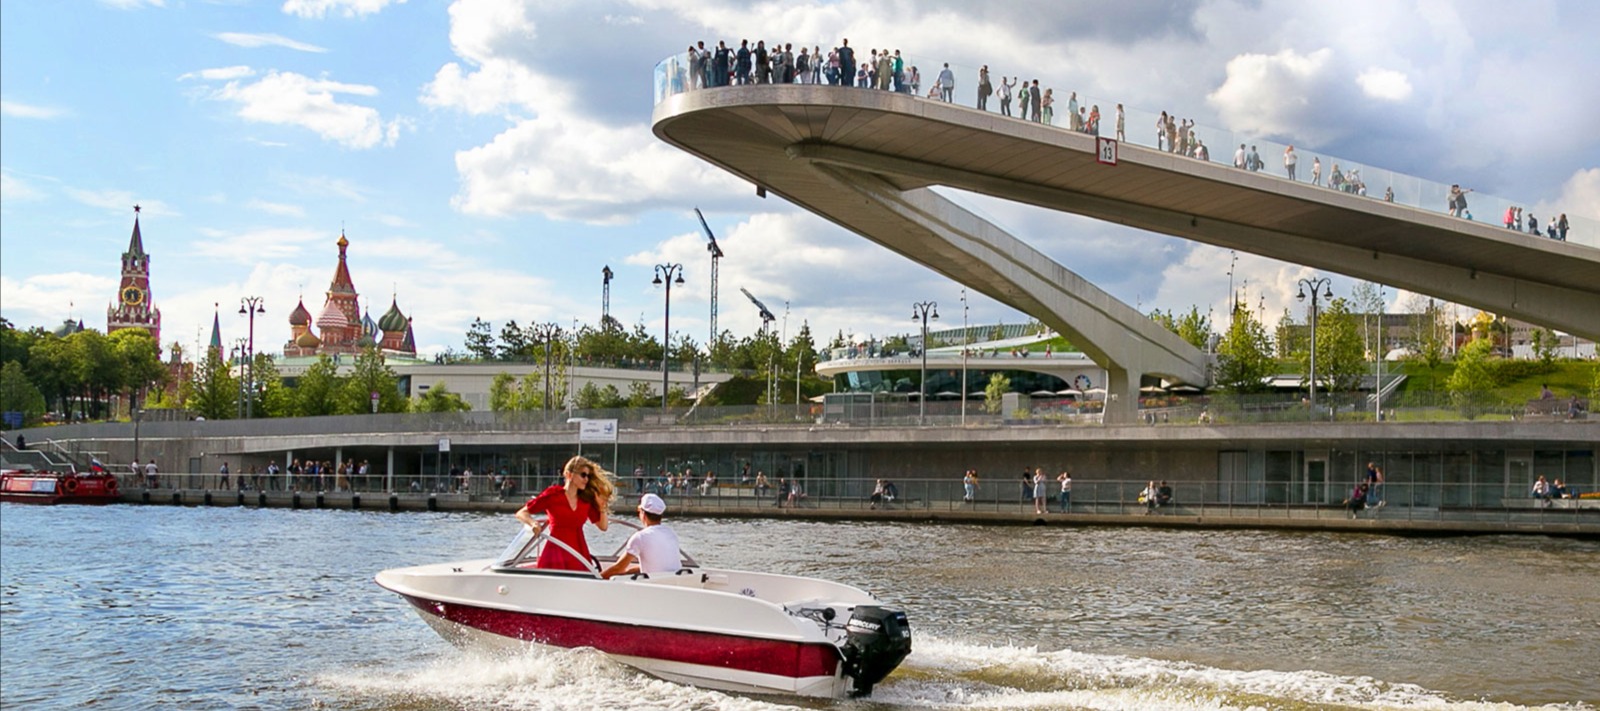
[{"x1": 639, "y1": 493, "x2": 667, "y2": 515}]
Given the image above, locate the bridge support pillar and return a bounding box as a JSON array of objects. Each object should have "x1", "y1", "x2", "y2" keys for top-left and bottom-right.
[{"x1": 1103, "y1": 368, "x2": 1141, "y2": 425}]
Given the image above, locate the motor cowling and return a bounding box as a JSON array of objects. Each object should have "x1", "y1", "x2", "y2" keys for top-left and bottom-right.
[{"x1": 841, "y1": 605, "x2": 912, "y2": 697}]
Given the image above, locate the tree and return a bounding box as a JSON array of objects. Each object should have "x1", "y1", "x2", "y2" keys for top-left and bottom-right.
[
  {"x1": 1174, "y1": 307, "x2": 1212, "y2": 350},
  {"x1": 66, "y1": 330, "x2": 118, "y2": 419},
  {"x1": 1403, "y1": 296, "x2": 1447, "y2": 371},
  {"x1": 252, "y1": 353, "x2": 294, "y2": 418},
  {"x1": 1215, "y1": 305, "x2": 1274, "y2": 393},
  {"x1": 414, "y1": 381, "x2": 472, "y2": 412},
  {"x1": 1306, "y1": 298, "x2": 1365, "y2": 394},
  {"x1": 498, "y1": 319, "x2": 530, "y2": 361},
  {"x1": 1530, "y1": 328, "x2": 1558, "y2": 366},
  {"x1": 185, "y1": 348, "x2": 238, "y2": 420},
  {"x1": 464, "y1": 318, "x2": 496, "y2": 361},
  {"x1": 27, "y1": 335, "x2": 72, "y2": 415},
  {"x1": 1447, "y1": 337, "x2": 1497, "y2": 419},
  {"x1": 489, "y1": 372, "x2": 519, "y2": 412},
  {"x1": 0, "y1": 361, "x2": 48, "y2": 426},
  {"x1": 1275, "y1": 308, "x2": 1307, "y2": 360},
  {"x1": 983, "y1": 372, "x2": 1011, "y2": 414},
  {"x1": 293, "y1": 355, "x2": 343, "y2": 416},
  {"x1": 626, "y1": 381, "x2": 656, "y2": 408},
  {"x1": 109, "y1": 328, "x2": 165, "y2": 412},
  {"x1": 342, "y1": 346, "x2": 408, "y2": 414}
]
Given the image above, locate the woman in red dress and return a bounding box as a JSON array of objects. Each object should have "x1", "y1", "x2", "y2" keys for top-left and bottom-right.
[{"x1": 514, "y1": 456, "x2": 614, "y2": 571}]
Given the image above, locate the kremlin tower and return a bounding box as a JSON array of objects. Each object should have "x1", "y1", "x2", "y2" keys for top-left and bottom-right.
[
  {"x1": 107, "y1": 206, "x2": 162, "y2": 348},
  {"x1": 283, "y1": 231, "x2": 416, "y2": 357}
]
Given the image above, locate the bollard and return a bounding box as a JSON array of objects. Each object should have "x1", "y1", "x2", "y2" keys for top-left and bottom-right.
[
  {"x1": 315, "y1": 492, "x2": 325, "y2": 509},
  {"x1": 171, "y1": 491, "x2": 182, "y2": 506},
  {"x1": 258, "y1": 491, "x2": 268, "y2": 508},
  {"x1": 236, "y1": 491, "x2": 245, "y2": 507},
  {"x1": 427, "y1": 494, "x2": 438, "y2": 512},
  {"x1": 203, "y1": 491, "x2": 213, "y2": 507},
  {"x1": 141, "y1": 490, "x2": 151, "y2": 505},
  {"x1": 292, "y1": 492, "x2": 301, "y2": 509},
  {"x1": 389, "y1": 494, "x2": 399, "y2": 512},
  {"x1": 351, "y1": 493, "x2": 361, "y2": 510}
]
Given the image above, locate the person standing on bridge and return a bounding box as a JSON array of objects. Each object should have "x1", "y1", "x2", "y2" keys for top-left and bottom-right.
[
  {"x1": 1234, "y1": 144, "x2": 1247, "y2": 169},
  {"x1": 1311, "y1": 157, "x2": 1322, "y2": 185},
  {"x1": 1116, "y1": 103, "x2": 1126, "y2": 141},
  {"x1": 937, "y1": 63, "x2": 955, "y2": 102},
  {"x1": 1029, "y1": 80, "x2": 1042, "y2": 122},
  {"x1": 1000, "y1": 76, "x2": 1015, "y2": 117},
  {"x1": 1284, "y1": 145, "x2": 1298, "y2": 180},
  {"x1": 977, "y1": 65, "x2": 992, "y2": 110}
]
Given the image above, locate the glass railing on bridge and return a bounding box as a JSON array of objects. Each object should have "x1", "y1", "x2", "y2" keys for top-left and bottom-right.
[{"x1": 653, "y1": 51, "x2": 1595, "y2": 250}]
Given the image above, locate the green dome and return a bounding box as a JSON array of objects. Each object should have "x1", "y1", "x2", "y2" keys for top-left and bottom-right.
[{"x1": 378, "y1": 299, "x2": 407, "y2": 332}]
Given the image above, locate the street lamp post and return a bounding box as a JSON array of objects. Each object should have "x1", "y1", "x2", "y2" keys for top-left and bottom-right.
[
  {"x1": 531, "y1": 322, "x2": 562, "y2": 417},
  {"x1": 653, "y1": 263, "x2": 686, "y2": 412},
  {"x1": 133, "y1": 408, "x2": 144, "y2": 465},
  {"x1": 912, "y1": 301, "x2": 939, "y2": 425},
  {"x1": 1374, "y1": 284, "x2": 1385, "y2": 422},
  {"x1": 230, "y1": 338, "x2": 249, "y2": 419},
  {"x1": 1296, "y1": 277, "x2": 1334, "y2": 417},
  {"x1": 960, "y1": 289, "x2": 969, "y2": 427},
  {"x1": 238, "y1": 296, "x2": 264, "y2": 418}
]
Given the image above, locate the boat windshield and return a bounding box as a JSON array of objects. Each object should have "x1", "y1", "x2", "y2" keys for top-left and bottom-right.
[{"x1": 492, "y1": 521, "x2": 699, "y2": 571}]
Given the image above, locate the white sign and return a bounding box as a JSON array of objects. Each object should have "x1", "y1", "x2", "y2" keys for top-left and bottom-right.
[
  {"x1": 1096, "y1": 137, "x2": 1118, "y2": 165},
  {"x1": 578, "y1": 419, "x2": 618, "y2": 443},
  {"x1": 438, "y1": 438, "x2": 451, "y2": 452}
]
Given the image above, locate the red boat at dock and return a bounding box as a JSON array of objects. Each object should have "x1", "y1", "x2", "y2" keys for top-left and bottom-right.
[{"x1": 0, "y1": 469, "x2": 122, "y2": 505}]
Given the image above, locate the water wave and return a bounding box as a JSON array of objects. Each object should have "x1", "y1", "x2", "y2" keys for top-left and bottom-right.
[{"x1": 313, "y1": 636, "x2": 1593, "y2": 711}]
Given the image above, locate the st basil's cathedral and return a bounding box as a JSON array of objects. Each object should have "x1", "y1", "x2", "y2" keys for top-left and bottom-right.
[{"x1": 284, "y1": 232, "x2": 416, "y2": 358}]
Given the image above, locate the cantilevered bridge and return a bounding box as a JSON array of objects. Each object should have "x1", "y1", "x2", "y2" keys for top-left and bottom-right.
[{"x1": 651, "y1": 84, "x2": 1600, "y2": 423}]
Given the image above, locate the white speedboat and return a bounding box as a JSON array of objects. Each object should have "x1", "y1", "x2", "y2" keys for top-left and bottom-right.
[{"x1": 375, "y1": 523, "x2": 912, "y2": 698}]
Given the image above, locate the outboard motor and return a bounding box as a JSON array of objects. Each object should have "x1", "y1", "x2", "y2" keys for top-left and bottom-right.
[{"x1": 841, "y1": 605, "x2": 912, "y2": 697}]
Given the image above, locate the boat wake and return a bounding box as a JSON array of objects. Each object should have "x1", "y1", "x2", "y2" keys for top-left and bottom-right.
[{"x1": 315, "y1": 637, "x2": 1592, "y2": 711}]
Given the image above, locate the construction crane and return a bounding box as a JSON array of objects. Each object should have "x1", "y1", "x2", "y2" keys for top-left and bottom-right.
[
  {"x1": 695, "y1": 208, "x2": 724, "y2": 348},
  {"x1": 739, "y1": 287, "x2": 776, "y2": 329},
  {"x1": 740, "y1": 287, "x2": 779, "y2": 411}
]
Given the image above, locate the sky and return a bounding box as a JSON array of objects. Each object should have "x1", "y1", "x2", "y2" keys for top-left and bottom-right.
[{"x1": 2, "y1": 0, "x2": 1598, "y2": 360}]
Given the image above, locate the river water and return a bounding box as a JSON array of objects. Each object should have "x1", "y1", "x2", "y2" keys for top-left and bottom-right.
[{"x1": 2, "y1": 503, "x2": 1595, "y2": 710}]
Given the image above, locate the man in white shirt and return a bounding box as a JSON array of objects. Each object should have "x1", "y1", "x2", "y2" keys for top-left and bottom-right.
[{"x1": 602, "y1": 494, "x2": 682, "y2": 579}]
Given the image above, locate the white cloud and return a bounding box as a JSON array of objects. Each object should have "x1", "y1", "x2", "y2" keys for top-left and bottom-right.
[
  {"x1": 281, "y1": 0, "x2": 404, "y2": 19},
  {"x1": 64, "y1": 188, "x2": 177, "y2": 217},
  {"x1": 245, "y1": 198, "x2": 306, "y2": 217},
  {"x1": 214, "y1": 32, "x2": 329, "y2": 53},
  {"x1": 192, "y1": 227, "x2": 326, "y2": 262},
  {"x1": 1206, "y1": 48, "x2": 1341, "y2": 143},
  {"x1": 179, "y1": 66, "x2": 257, "y2": 81},
  {"x1": 0, "y1": 272, "x2": 119, "y2": 330},
  {"x1": 0, "y1": 99, "x2": 67, "y2": 119},
  {"x1": 1557, "y1": 168, "x2": 1600, "y2": 220},
  {"x1": 212, "y1": 71, "x2": 406, "y2": 149},
  {"x1": 1, "y1": 171, "x2": 47, "y2": 202},
  {"x1": 1356, "y1": 67, "x2": 1412, "y2": 101}
]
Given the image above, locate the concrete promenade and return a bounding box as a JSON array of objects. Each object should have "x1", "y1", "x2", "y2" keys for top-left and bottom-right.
[{"x1": 114, "y1": 486, "x2": 1599, "y2": 538}]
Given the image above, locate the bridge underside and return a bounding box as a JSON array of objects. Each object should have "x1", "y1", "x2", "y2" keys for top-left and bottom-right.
[{"x1": 652, "y1": 87, "x2": 1600, "y2": 420}]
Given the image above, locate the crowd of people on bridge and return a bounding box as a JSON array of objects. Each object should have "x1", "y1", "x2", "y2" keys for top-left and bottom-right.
[
  {"x1": 1500, "y1": 204, "x2": 1570, "y2": 241},
  {"x1": 667, "y1": 37, "x2": 1583, "y2": 245}
]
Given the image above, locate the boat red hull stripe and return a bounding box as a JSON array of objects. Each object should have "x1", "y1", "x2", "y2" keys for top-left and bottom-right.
[{"x1": 402, "y1": 594, "x2": 840, "y2": 679}]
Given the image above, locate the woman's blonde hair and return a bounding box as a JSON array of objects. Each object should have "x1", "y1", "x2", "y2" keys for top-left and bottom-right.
[{"x1": 565, "y1": 456, "x2": 615, "y2": 508}]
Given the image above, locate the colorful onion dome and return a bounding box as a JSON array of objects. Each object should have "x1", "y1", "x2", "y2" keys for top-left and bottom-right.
[
  {"x1": 295, "y1": 330, "x2": 322, "y2": 348},
  {"x1": 316, "y1": 302, "x2": 350, "y2": 330},
  {"x1": 289, "y1": 299, "x2": 312, "y2": 326},
  {"x1": 378, "y1": 299, "x2": 408, "y2": 332}
]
